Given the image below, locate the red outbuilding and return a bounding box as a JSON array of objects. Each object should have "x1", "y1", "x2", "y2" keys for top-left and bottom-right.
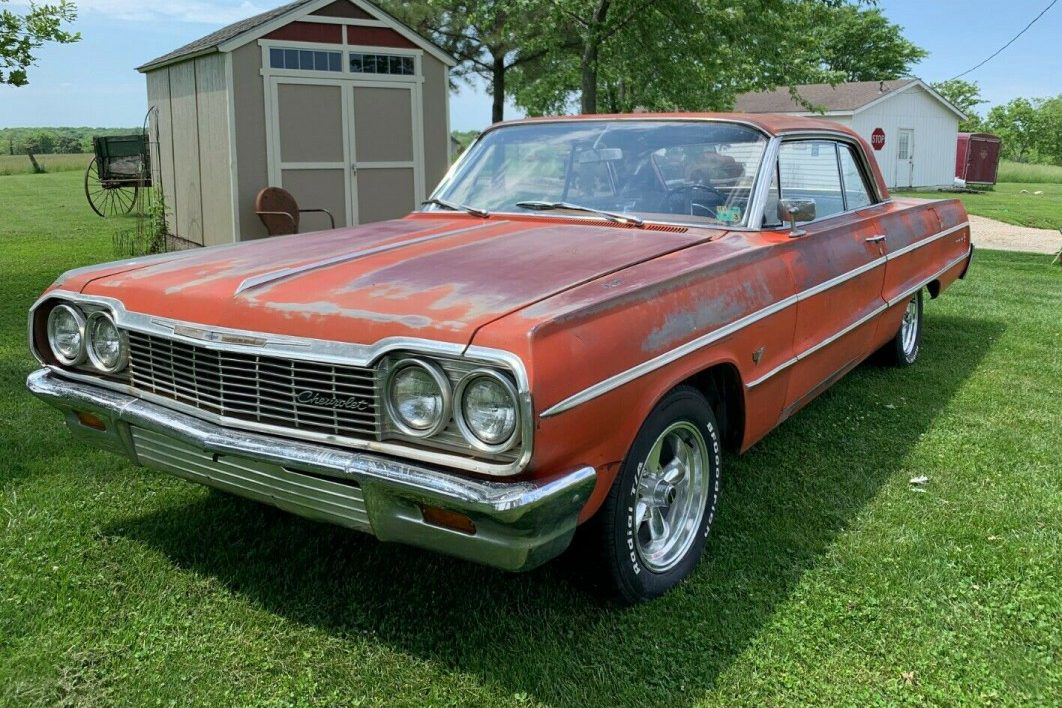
[{"x1": 955, "y1": 132, "x2": 1002, "y2": 185}]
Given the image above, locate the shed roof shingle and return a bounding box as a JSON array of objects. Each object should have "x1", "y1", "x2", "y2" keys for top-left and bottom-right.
[
  {"x1": 734, "y1": 79, "x2": 917, "y2": 114},
  {"x1": 137, "y1": 0, "x2": 455, "y2": 71},
  {"x1": 138, "y1": 0, "x2": 312, "y2": 71}
]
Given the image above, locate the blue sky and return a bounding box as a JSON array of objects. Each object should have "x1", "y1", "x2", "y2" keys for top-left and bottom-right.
[{"x1": 0, "y1": 0, "x2": 1059, "y2": 130}]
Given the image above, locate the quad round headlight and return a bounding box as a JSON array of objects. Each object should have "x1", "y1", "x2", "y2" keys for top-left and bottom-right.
[
  {"x1": 46, "y1": 304, "x2": 86, "y2": 365},
  {"x1": 85, "y1": 311, "x2": 128, "y2": 373},
  {"x1": 384, "y1": 359, "x2": 450, "y2": 437},
  {"x1": 455, "y1": 370, "x2": 519, "y2": 451}
]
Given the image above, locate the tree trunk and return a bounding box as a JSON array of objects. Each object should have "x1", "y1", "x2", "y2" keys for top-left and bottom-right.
[
  {"x1": 579, "y1": 0, "x2": 612, "y2": 115},
  {"x1": 491, "y1": 55, "x2": 506, "y2": 123}
]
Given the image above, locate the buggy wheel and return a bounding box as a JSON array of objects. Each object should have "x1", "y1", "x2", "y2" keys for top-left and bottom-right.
[{"x1": 85, "y1": 157, "x2": 138, "y2": 218}]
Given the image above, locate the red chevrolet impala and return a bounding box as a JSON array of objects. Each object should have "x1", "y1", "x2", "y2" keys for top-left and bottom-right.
[{"x1": 28, "y1": 114, "x2": 972, "y2": 602}]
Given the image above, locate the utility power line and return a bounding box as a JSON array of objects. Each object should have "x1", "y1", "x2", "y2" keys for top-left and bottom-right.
[{"x1": 947, "y1": 0, "x2": 1058, "y2": 81}]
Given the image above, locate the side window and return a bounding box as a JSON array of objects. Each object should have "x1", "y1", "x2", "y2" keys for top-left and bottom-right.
[
  {"x1": 777, "y1": 140, "x2": 844, "y2": 221},
  {"x1": 838, "y1": 144, "x2": 874, "y2": 210}
]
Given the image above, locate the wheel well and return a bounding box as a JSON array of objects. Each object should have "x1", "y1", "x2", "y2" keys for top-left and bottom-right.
[
  {"x1": 927, "y1": 280, "x2": 941, "y2": 298},
  {"x1": 682, "y1": 363, "x2": 745, "y2": 453}
]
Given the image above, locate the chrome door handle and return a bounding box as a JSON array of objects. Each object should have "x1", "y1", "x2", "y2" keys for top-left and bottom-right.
[{"x1": 865, "y1": 235, "x2": 886, "y2": 243}]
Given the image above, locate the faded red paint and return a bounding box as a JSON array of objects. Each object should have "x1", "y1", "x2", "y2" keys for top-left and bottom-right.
[{"x1": 48, "y1": 114, "x2": 971, "y2": 524}]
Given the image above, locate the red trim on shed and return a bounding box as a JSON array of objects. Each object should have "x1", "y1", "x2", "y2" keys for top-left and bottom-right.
[
  {"x1": 311, "y1": 1, "x2": 373, "y2": 19},
  {"x1": 347, "y1": 26, "x2": 416, "y2": 49},
  {"x1": 265, "y1": 21, "x2": 342, "y2": 44}
]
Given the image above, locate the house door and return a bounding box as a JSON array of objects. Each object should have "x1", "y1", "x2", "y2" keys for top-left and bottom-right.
[
  {"x1": 894, "y1": 128, "x2": 914, "y2": 188},
  {"x1": 267, "y1": 77, "x2": 424, "y2": 229}
]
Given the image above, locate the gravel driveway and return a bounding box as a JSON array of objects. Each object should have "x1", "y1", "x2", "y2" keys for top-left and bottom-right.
[{"x1": 968, "y1": 215, "x2": 1062, "y2": 254}]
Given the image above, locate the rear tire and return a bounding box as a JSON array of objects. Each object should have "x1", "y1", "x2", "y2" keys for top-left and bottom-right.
[
  {"x1": 592, "y1": 385, "x2": 721, "y2": 604},
  {"x1": 879, "y1": 289, "x2": 923, "y2": 367}
]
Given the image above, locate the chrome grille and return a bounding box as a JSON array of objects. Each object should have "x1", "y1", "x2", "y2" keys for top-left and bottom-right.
[{"x1": 127, "y1": 331, "x2": 379, "y2": 438}]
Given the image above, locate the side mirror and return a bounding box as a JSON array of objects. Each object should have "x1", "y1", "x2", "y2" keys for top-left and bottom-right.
[{"x1": 778, "y1": 198, "x2": 815, "y2": 237}]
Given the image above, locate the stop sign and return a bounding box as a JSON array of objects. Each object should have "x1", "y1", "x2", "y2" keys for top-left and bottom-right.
[{"x1": 871, "y1": 128, "x2": 886, "y2": 151}]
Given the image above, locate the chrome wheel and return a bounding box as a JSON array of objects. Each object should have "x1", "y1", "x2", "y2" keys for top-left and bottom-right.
[
  {"x1": 633, "y1": 421, "x2": 710, "y2": 573},
  {"x1": 901, "y1": 294, "x2": 919, "y2": 356}
]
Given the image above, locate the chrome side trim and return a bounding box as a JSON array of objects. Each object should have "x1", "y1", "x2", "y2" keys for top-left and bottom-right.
[
  {"x1": 543, "y1": 232, "x2": 974, "y2": 413},
  {"x1": 540, "y1": 293, "x2": 799, "y2": 417},
  {"x1": 800, "y1": 256, "x2": 886, "y2": 300},
  {"x1": 886, "y1": 248, "x2": 972, "y2": 307},
  {"x1": 29, "y1": 291, "x2": 532, "y2": 477},
  {"x1": 885, "y1": 221, "x2": 968, "y2": 261},
  {"x1": 233, "y1": 221, "x2": 499, "y2": 295},
  {"x1": 747, "y1": 247, "x2": 972, "y2": 388}
]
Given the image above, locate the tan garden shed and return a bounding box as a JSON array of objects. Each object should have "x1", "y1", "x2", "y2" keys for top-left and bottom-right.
[{"x1": 137, "y1": 0, "x2": 455, "y2": 246}]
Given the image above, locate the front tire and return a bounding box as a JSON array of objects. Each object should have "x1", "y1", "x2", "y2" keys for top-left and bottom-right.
[
  {"x1": 879, "y1": 289, "x2": 923, "y2": 367},
  {"x1": 594, "y1": 385, "x2": 721, "y2": 603}
]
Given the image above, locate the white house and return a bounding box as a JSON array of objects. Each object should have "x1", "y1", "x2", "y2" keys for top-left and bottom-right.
[{"x1": 735, "y1": 79, "x2": 965, "y2": 189}]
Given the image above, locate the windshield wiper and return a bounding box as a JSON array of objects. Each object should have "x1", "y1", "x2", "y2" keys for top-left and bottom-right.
[
  {"x1": 514, "y1": 200, "x2": 644, "y2": 227},
  {"x1": 422, "y1": 197, "x2": 489, "y2": 218}
]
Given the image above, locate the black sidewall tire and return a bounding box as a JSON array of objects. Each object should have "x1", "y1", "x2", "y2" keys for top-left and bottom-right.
[{"x1": 600, "y1": 386, "x2": 721, "y2": 603}]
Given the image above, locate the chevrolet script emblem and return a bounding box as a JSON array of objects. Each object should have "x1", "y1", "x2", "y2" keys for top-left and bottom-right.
[
  {"x1": 296, "y1": 390, "x2": 371, "y2": 411},
  {"x1": 172, "y1": 324, "x2": 267, "y2": 347}
]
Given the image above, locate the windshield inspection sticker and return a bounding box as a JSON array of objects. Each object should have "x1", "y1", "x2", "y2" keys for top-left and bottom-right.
[{"x1": 716, "y1": 206, "x2": 742, "y2": 224}]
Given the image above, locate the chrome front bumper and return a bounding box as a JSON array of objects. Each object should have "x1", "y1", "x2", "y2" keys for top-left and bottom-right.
[{"x1": 26, "y1": 369, "x2": 595, "y2": 572}]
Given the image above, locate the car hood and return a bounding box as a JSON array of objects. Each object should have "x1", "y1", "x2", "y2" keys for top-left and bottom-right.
[{"x1": 79, "y1": 215, "x2": 719, "y2": 346}]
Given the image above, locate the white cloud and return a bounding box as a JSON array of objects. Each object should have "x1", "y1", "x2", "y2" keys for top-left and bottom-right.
[{"x1": 76, "y1": 0, "x2": 268, "y2": 25}]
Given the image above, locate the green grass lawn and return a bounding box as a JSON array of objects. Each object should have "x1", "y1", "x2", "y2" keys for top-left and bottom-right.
[
  {"x1": 997, "y1": 160, "x2": 1062, "y2": 184},
  {"x1": 902, "y1": 181, "x2": 1062, "y2": 231},
  {"x1": 0, "y1": 153, "x2": 92, "y2": 176},
  {"x1": 2, "y1": 171, "x2": 1061, "y2": 705}
]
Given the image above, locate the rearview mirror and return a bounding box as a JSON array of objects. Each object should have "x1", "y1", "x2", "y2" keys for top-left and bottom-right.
[{"x1": 778, "y1": 198, "x2": 815, "y2": 237}]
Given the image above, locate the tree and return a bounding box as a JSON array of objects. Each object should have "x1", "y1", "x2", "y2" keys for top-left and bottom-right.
[
  {"x1": 986, "y1": 95, "x2": 1062, "y2": 165},
  {"x1": 815, "y1": 4, "x2": 927, "y2": 82},
  {"x1": 0, "y1": 0, "x2": 80, "y2": 86},
  {"x1": 23, "y1": 130, "x2": 55, "y2": 154},
  {"x1": 931, "y1": 79, "x2": 984, "y2": 132},
  {"x1": 377, "y1": 0, "x2": 553, "y2": 123},
  {"x1": 508, "y1": 0, "x2": 928, "y2": 117}
]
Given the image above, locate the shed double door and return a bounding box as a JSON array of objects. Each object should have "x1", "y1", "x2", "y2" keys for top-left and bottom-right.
[{"x1": 267, "y1": 76, "x2": 424, "y2": 230}]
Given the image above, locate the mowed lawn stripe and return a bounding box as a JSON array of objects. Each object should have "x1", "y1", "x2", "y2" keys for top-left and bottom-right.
[{"x1": 1, "y1": 171, "x2": 1059, "y2": 705}]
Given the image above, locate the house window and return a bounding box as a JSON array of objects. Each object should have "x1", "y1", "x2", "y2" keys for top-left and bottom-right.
[
  {"x1": 269, "y1": 47, "x2": 341, "y2": 71},
  {"x1": 349, "y1": 52, "x2": 414, "y2": 75}
]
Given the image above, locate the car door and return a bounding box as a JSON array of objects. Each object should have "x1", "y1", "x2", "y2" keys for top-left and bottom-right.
[{"x1": 772, "y1": 139, "x2": 888, "y2": 418}]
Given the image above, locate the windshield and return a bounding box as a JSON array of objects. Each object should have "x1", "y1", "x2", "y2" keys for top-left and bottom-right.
[{"x1": 430, "y1": 120, "x2": 769, "y2": 227}]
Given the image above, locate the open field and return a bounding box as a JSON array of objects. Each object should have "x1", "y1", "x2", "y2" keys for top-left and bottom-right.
[
  {"x1": 2, "y1": 171, "x2": 1060, "y2": 705},
  {"x1": 902, "y1": 181, "x2": 1062, "y2": 231},
  {"x1": 997, "y1": 160, "x2": 1062, "y2": 184},
  {"x1": 0, "y1": 153, "x2": 92, "y2": 176}
]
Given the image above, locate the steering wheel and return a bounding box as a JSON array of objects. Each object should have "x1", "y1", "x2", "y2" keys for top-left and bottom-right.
[{"x1": 665, "y1": 183, "x2": 726, "y2": 217}]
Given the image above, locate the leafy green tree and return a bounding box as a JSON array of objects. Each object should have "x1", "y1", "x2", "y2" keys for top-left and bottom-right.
[
  {"x1": 0, "y1": 0, "x2": 80, "y2": 86},
  {"x1": 23, "y1": 130, "x2": 55, "y2": 154},
  {"x1": 986, "y1": 98, "x2": 1045, "y2": 163},
  {"x1": 931, "y1": 79, "x2": 984, "y2": 132},
  {"x1": 54, "y1": 134, "x2": 82, "y2": 153},
  {"x1": 815, "y1": 4, "x2": 927, "y2": 82},
  {"x1": 377, "y1": 0, "x2": 552, "y2": 122},
  {"x1": 508, "y1": 0, "x2": 927, "y2": 117}
]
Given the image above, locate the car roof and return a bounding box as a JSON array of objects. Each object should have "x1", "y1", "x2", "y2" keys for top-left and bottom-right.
[{"x1": 491, "y1": 112, "x2": 858, "y2": 138}]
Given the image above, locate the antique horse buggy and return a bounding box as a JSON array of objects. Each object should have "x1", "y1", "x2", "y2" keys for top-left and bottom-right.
[{"x1": 84, "y1": 133, "x2": 150, "y2": 218}]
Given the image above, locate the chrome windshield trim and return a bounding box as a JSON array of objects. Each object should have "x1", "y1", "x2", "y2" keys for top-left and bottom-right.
[
  {"x1": 541, "y1": 228, "x2": 972, "y2": 415},
  {"x1": 28, "y1": 291, "x2": 532, "y2": 477},
  {"x1": 233, "y1": 221, "x2": 500, "y2": 295}
]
